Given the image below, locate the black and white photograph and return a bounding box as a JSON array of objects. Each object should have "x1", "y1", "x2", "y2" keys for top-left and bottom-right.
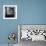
[{"x1": 3, "y1": 5, "x2": 17, "y2": 19}]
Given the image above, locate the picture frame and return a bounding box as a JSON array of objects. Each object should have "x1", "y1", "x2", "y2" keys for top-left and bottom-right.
[
  {"x1": 3, "y1": 5, "x2": 17, "y2": 19},
  {"x1": 18, "y1": 24, "x2": 46, "y2": 42}
]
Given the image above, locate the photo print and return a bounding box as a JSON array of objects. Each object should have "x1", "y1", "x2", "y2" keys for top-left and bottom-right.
[{"x1": 3, "y1": 5, "x2": 17, "y2": 19}]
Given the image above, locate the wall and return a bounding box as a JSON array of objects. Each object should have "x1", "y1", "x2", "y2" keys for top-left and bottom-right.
[
  {"x1": 20, "y1": 0, "x2": 46, "y2": 24},
  {"x1": 0, "y1": 0, "x2": 46, "y2": 44},
  {"x1": 0, "y1": 0, "x2": 21, "y2": 44}
]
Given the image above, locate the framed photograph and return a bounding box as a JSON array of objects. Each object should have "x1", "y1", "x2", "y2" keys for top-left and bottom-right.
[
  {"x1": 3, "y1": 5, "x2": 17, "y2": 19},
  {"x1": 18, "y1": 24, "x2": 46, "y2": 42}
]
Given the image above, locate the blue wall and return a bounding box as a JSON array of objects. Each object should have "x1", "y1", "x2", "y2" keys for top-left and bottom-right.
[
  {"x1": 0, "y1": 0, "x2": 21, "y2": 44},
  {"x1": 20, "y1": 0, "x2": 46, "y2": 24},
  {"x1": 0, "y1": 0, "x2": 46, "y2": 44}
]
